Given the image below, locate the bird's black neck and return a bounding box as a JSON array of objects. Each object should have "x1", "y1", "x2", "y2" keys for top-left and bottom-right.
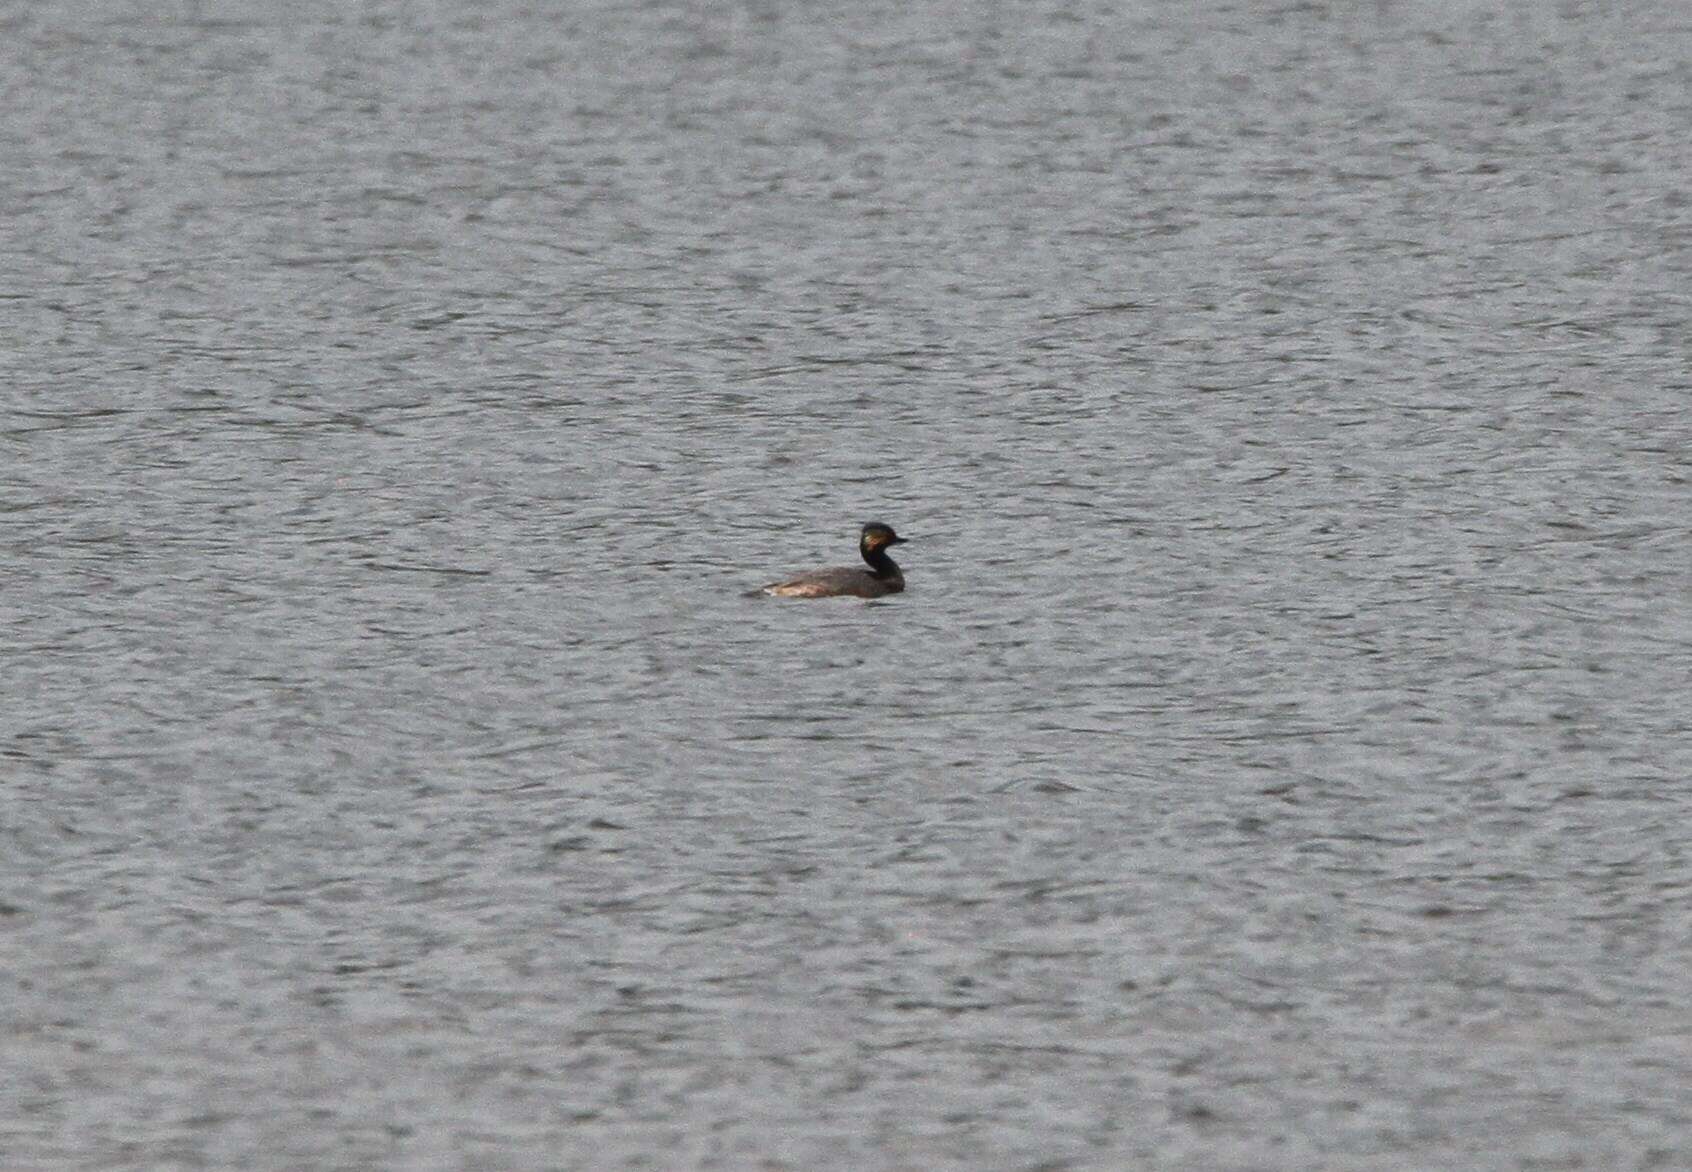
[{"x1": 861, "y1": 544, "x2": 901, "y2": 579}]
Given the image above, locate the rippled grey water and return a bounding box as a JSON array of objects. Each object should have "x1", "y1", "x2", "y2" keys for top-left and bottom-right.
[{"x1": 6, "y1": 1, "x2": 1692, "y2": 1168}]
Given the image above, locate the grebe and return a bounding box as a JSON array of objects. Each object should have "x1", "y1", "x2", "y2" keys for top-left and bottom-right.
[{"x1": 762, "y1": 522, "x2": 909, "y2": 599}]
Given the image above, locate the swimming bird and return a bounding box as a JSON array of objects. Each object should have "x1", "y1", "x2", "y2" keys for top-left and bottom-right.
[{"x1": 762, "y1": 522, "x2": 910, "y2": 599}]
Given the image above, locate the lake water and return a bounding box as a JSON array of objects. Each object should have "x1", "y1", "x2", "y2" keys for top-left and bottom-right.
[{"x1": 5, "y1": 1, "x2": 1692, "y2": 1168}]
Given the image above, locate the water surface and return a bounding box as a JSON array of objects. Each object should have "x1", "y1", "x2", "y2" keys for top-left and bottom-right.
[{"x1": 5, "y1": 1, "x2": 1692, "y2": 1168}]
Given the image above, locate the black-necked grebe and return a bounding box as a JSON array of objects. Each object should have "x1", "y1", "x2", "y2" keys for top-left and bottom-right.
[{"x1": 762, "y1": 522, "x2": 909, "y2": 599}]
